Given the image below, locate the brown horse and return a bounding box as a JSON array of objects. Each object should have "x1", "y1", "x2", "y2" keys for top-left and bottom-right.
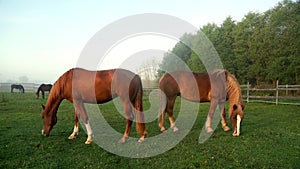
[
  {"x1": 36, "y1": 84, "x2": 52, "y2": 99},
  {"x1": 11, "y1": 84, "x2": 25, "y2": 93},
  {"x1": 158, "y1": 69, "x2": 245, "y2": 136},
  {"x1": 41, "y1": 68, "x2": 147, "y2": 144}
]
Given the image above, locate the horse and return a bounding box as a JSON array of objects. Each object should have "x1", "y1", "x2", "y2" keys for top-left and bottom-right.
[
  {"x1": 158, "y1": 69, "x2": 245, "y2": 136},
  {"x1": 41, "y1": 68, "x2": 147, "y2": 144},
  {"x1": 11, "y1": 84, "x2": 25, "y2": 93},
  {"x1": 36, "y1": 84, "x2": 52, "y2": 99}
]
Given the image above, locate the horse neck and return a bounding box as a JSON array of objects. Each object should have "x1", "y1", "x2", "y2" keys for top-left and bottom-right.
[
  {"x1": 37, "y1": 87, "x2": 41, "y2": 94},
  {"x1": 227, "y1": 76, "x2": 243, "y2": 109},
  {"x1": 44, "y1": 85, "x2": 63, "y2": 117}
]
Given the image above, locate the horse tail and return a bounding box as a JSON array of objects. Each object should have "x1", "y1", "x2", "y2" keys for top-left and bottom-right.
[{"x1": 132, "y1": 75, "x2": 147, "y2": 136}]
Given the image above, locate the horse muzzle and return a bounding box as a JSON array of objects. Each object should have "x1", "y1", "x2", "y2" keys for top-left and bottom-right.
[{"x1": 42, "y1": 129, "x2": 49, "y2": 136}]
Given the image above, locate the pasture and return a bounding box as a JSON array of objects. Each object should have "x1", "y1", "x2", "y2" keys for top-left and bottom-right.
[{"x1": 0, "y1": 92, "x2": 299, "y2": 168}]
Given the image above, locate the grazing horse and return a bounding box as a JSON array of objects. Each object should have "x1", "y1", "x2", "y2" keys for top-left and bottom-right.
[
  {"x1": 11, "y1": 84, "x2": 25, "y2": 93},
  {"x1": 158, "y1": 69, "x2": 245, "y2": 136},
  {"x1": 41, "y1": 68, "x2": 147, "y2": 144},
  {"x1": 36, "y1": 84, "x2": 52, "y2": 99}
]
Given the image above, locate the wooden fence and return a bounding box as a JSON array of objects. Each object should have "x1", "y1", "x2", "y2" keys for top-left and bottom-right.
[
  {"x1": 143, "y1": 80, "x2": 300, "y2": 106},
  {"x1": 242, "y1": 80, "x2": 300, "y2": 106},
  {"x1": 1, "y1": 81, "x2": 299, "y2": 106}
]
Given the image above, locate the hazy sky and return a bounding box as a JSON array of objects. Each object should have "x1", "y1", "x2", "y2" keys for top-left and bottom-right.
[{"x1": 0, "y1": 0, "x2": 282, "y2": 83}]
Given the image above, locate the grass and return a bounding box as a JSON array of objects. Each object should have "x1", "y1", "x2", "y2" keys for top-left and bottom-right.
[{"x1": 0, "y1": 92, "x2": 299, "y2": 168}]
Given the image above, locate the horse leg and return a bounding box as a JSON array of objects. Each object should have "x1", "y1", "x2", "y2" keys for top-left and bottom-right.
[
  {"x1": 220, "y1": 103, "x2": 230, "y2": 131},
  {"x1": 205, "y1": 100, "x2": 218, "y2": 133},
  {"x1": 158, "y1": 89, "x2": 168, "y2": 132},
  {"x1": 73, "y1": 100, "x2": 93, "y2": 144},
  {"x1": 42, "y1": 91, "x2": 45, "y2": 99},
  {"x1": 120, "y1": 100, "x2": 134, "y2": 144},
  {"x1": 166, "y1": 97, "x2": 178, "y2": 132},
  {"x1": 158, "y1": 111, "x2": 166, "y2": 132},
  {"x1": 68, "y1": 110, "x2": 79, "y2": 140}
]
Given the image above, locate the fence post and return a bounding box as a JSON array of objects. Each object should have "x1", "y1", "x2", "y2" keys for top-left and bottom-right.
[
  {"x1": 247, "y1": 81, "x2": 250, "y2": 103},
  {"x1": 276, "y1": 80, "x2": 279, "y2": 105},
  {"x1": 285, "y1": 84, "x2": 288, "y2": 96}
]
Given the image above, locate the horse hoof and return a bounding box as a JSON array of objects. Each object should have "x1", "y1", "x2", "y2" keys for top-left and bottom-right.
[
  {"x1": 232, "y1": 133, "x2": 240, "y2": 137},
  {"x1": 85, "y1": 140, "x2": 92, "y2": 144},
  {"x1": 160, "y1": 126, "x2": 166, "y2": 133},
  {"x1": 118, "y1": 137, "x2": 127, "y2": 144},
  {"x1": 173, "y1": 126, "x2": 179, "y2": 132},
  {"x1": 206, "y1": 127, "x2": 214, "y2": 134},
  {"x1": 138, "y1": 137, "x2": 145, "y2": 143},
  {"x1": 223, "y1": 126, "x2": 230, "y2": 132},
  {"x1": 68, "y1": 135, "x2": 76, "y2": 140}
]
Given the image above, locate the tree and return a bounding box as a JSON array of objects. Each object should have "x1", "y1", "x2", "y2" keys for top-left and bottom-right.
[
  {"x1": 215, "y1": 17, "x2": 236, "y2": 74},
  {"x1": 158, "y1": 33, "x2": 194, "y2": 77},
  {"x1": 159, "y1": 0, "x2": 300, "y2": 85},
  {"x1": 268, "y1": 0, "x2": 300, "y2": 84},
  {"x1": 232, "y1": 12, "x2": 262, "y2": 84}
]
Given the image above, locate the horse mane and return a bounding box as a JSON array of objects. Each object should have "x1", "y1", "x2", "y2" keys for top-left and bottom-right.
[
  {"x1": 44, "y1": 69, "x2": 72, "y2": 116},
  {"x1": 210, "y1": 69, "x2": 242, "y2": 104},
  {"x1": 224, "y1": 71, "x2": 242, "y2": 104}
]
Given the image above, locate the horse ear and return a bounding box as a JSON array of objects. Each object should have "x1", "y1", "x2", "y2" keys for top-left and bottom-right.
[
  {"x1": 233, "y1": 104, "x2": 238, "y2": 110},
  {"x1": 41, "y1": 104, "x2": 45, "y2": 110}
]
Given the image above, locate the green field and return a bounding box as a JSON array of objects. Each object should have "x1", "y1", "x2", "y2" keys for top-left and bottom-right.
[{"x1": 0, "y1": 92, "x2": 299, "y2": 169}]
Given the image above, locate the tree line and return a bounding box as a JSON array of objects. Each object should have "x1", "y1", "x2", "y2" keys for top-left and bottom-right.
[{"x1": 158, "y1": 0, "x2": 300, "y2": 86}]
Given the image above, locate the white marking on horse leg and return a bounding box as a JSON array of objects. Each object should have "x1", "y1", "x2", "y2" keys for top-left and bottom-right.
[
  {"x1": 68, "y1": 125, "x2": 79, "y2": 140},
  {"x1": 159, "y1": 116, "x2": 166, "y2": 132},
  {"x1": 160, "y1": 126, "x2": 166, "y2": 132},
  {"x1": 138, "y1": 135, "x2": 145, "y2": 143},
  {"x1": 84, "y1": 121, "x2": 93, "y2": 144},
  {"x1": 169, "y1": 118, "x2": 179, "y2": 132}
]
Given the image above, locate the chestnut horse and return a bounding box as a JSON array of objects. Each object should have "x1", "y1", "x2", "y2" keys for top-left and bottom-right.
[
  {"x1": 158, "y1": 69, "x2": 245, "y2": 136},
  {"x1": 36, "y1": 84, "x2": 52, "y2": 99},
  {"x1": 41, "y1": 68, "x2": 147, "y2": 144}
]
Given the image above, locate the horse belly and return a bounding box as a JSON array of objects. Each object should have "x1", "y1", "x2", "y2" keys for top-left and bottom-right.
[
  {"x1": 95, "y1": 91, "x2": 114, "y2": 104},
  {"x1": 181, "y1": 94, "x2": 210, "y2": 103}
]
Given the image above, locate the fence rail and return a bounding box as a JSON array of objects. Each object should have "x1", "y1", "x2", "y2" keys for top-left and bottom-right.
[
  {"x1": 242, "y1": 80, "x2": 300, "y2": 106},
  {"x1": 1, "y1": 81, "x2": 299, "y2": 105}
]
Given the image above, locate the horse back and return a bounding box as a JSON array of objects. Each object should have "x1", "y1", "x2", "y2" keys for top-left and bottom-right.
[
  {"x1": 160, "y1": 71, "x2": 212, "y2": 102},
  {"x1": 69, "y1": 68, "x2": 139, "y2": 104}
]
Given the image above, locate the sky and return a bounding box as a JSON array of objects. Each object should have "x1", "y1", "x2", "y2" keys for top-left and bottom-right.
[{"x1": 0, "y1": 0, "x2": 283, "y2": 83}]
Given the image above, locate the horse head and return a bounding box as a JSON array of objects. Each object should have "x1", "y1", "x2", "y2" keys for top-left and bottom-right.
[
  {"x1": 41, "y1": 104, "x2": 57, "y2": 136},
  {"x1": 230, "y1": 104, "x2": 245, "y2": 136}
]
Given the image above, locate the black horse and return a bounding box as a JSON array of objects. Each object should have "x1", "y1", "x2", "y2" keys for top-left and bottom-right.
[
  {"x1": 11, "y1": 84, "x2": 25, "y2": 93},
  {"x1": 36, "y1": 84, "x2": 52, "y2": 99}
]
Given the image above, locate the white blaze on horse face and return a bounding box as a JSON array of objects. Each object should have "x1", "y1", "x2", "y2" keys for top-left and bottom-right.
[{"x1": 236, "y1": 114, "x2": 241, "y2": 136}]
